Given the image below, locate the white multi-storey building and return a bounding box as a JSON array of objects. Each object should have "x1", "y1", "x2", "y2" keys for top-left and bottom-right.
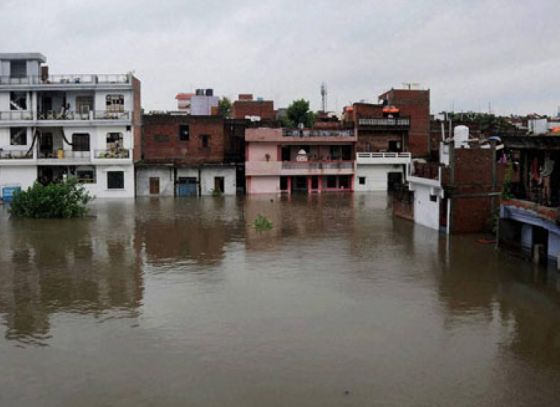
[{"x1": 0, "y1": 53, "x2": 141, "y2": 198}]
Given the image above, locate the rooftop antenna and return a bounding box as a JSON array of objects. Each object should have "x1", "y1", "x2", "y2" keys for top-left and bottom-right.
[{"x1": 320, "y1": 82, "x2": 327, "y2": 112}]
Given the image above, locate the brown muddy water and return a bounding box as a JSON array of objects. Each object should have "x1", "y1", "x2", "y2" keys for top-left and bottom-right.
[{"x1": 1, "y1": 193, "x2": 560, "y2": 406}]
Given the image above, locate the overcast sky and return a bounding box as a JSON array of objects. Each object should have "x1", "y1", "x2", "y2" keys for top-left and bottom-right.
[{"x1": 2, "y1": 0, "x2": 559, "y2": 115}]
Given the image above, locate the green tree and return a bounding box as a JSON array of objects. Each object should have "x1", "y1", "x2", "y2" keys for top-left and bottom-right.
[
  {"x1": 9, "y1": 178, "x2": 93, "y2": 218},
  {"x1": 218, "y1": 97, "x2": 232, "y2": 118},
  {"x1": 285, "y1": 99, "x2": 315, "y2": 128}
]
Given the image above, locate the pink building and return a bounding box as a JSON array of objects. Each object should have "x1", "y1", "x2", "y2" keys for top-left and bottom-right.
[{"x1": 245, "y1": 127, "x2": 357, "y2": 194}]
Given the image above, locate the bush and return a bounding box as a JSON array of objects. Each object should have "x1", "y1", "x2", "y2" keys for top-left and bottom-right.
[
  {"x1": 9, "y1": 178, "x2": 93, "y2": 218},
  {"x1": 254, "y1": 214, "x2": 273, "y2": 231}
]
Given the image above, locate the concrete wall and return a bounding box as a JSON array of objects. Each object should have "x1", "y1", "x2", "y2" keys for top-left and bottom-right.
[
  {"x1": 413, "y1": 183, "x2": 440, "y2": 230},
  {"x1": 85, "y1": 164, "x2": 134, "y2": 198},
  {"x1": 200, "y1": 166, "x2": 236, "y2": 195},
  {"x1": 355, "y1": 164, "x2": 403, "y2": 191},
  {"x1": 136, "y1": 166, "x2": 175, "y2": 197},
  {"x1": 247, "y1": 175, "x2": 279, "y2": 194},
  {"x1": 247, "y1": 142, "x2": 277, "y2": 163},
  {"x1": 0, "y1": 165, "x2": 36, "y2": 191}
]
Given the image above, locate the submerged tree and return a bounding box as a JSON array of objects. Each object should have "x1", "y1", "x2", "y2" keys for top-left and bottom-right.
[{"x1": 9, "y1": 178, "x2": 93, "y2": 218}]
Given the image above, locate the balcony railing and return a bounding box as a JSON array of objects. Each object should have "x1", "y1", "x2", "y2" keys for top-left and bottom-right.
[
  {"x1": 95, "y1": 149, "x2": 130, "y2": 159},
  {"x1": 282, "y1": 129, "x2": 354, "y2": 137},
  {"x1": 356, "y1": 152, "x2": 411, "y2": 160},
  {"x1": 0, "y1": 74, "x2": 130, "y2": 85},
  {"x1": 358, "y1": 118, "x2": 410, "y2": 127},
  {"x1": 282, "y1": 161, "x2": 353, "y2": 170},
  {"x1": 0, "y1": 150, "x2": 33, "y2": 159},
  {"x1": 38, "y1": 111, "x2": 90, "y2": 120},
  {"x1": 34, "y1": 110, "x2": 130, "y2": 121},
  {"x1": 0, "y1": 111, "x2": 33, "y2": 120},
  {"x1": 38, "y1": 150, "x2": 90, "y2": 159},
  {"x1": 93, "y1": 110, "x2": 130, "y2": 120}
]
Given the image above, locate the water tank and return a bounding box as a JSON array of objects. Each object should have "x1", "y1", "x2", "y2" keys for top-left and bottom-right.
[
  {"x1": 453, "y1": 125, "x2": 469, "y2": 148},
  {"x1": 205, "y1": 89, "x2": 213, "y2": 96}
]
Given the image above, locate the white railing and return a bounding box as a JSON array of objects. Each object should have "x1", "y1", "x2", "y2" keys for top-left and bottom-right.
[
  {"x1": 358, "y1": 118, "x2": 410, "y2": 126},
  {"x1": 0, "y1": 111, "x2": 33, "y2": 120},
  {"x1": 0, "y1": 150, "x2": 33, "y2": 160},
  {"x1": 38, "y1": 150, "x2": 90, "y2": 160},
  {"x1": 356, "y1": 152, "x2": 411, "y2": 159},
  {"x1": 0, "y1": 74, "x2": 130, "y2": 85}
]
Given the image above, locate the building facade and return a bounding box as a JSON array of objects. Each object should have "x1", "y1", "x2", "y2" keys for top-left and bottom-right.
[
  {"x1": 0, "y1": 53, "x2": 141, "y2": 199},
  {"x1": 245, "y1": 127, "x2": 356, "y2": 194},
  {"x1": 498, "y1": 134, "x2": 560, "y2": 264},
  {"x1": 345, "y1": 102, "x2": 412, "y2": 192},
  {"x1": 395, "y1": 126, "x2": 505, "y2": 234},
  {"x1": 137, "y1": 112, "x2": 236, "y2": 196}
]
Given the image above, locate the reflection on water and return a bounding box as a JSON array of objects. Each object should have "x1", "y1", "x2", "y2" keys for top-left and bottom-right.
[{"x1": 1, "y1": 194, "x2": 560, "y2": 406}]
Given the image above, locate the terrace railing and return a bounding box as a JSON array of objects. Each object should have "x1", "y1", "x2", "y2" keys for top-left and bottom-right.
[
  {"x1": 282, "y1": 129, "x2": 354, "y2": 137},
  {"x1": 0, "y1": 150, "x2": 33, "y2": 159},
  {"x1": 94, "y1": 149, "x2": 130, "y2": 159},
  {"x1": 0, "y1": 74, "x2": 130, "y2": 85},
  {"x1": 0, "y1": 111, "x2": 33, "y2": 120}
]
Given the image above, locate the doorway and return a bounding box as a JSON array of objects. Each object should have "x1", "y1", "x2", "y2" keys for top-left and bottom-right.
[
  {"x1": 214, "y1": 176, "x2": 225, "y2": 193},
  {"x1": 149, "y1": 177, "x2": 160, "y2": 195}
]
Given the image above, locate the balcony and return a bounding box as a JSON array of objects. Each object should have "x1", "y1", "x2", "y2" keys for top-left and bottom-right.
[
  {"x1": 357, "y1": 118, "x2": 410, "y2": 127},
  {"x1": 0, "y1": 74, "x2": 130, "y2": 86},
  {"x1": 281, "y1": 160, "x2": 354, "y2": 176},
  {"x1": 356, "y1": 152, "x2": 411, "y2": 165},
  {"x1": 281, "y1": 161, "x2": 353, "y2": 170},
  {"x1": 0, "y1": 110, "x2": 130, "y2": 123},
  {"x1": 38, "y1": 150, "x2": 90, "y2": 160},
  {"x1": 0, "y1": 150, "x2": 33, "y2": 160},
  {"x1": 0, "y1": 111, "x2": 33, "y2": 121},
  {"x1": 94, "y1": 148, "x2": 131, "y2": 159}
]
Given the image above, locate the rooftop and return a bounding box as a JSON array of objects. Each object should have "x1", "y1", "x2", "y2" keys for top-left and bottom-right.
[{"x1": 0, "y1": 53, "x2": 46, "y2": 62}]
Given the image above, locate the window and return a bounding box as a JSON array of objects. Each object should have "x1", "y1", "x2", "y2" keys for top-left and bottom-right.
[
  {"x1": 10, "y1": 128, "x2": 26, "y2": 145},
  {"x1": 107, "y1": 132, "x2": 123, "y2": 147},
  {"x1": 179, "y1": 125, "x2": 189, "y2": 141},
  {"x1": 201, "y1": 134, "x2": 209, "y2": 148},
  {"x1": 430, "y1": 194, "x2": 438, "y2": 202},
  {"x1": 106, "y1": 94, "x2": 124, "y2": 112},
  {"x1": 10, "y1": 92, "x2": 27, "y2": 110},
  {"x1": 76, "y1": 166, "x2": 96, "y2": 184},
  {"x1": 359, "y1": 176, "x2": 366, "y2": 185},
  {"x1": 107, "y1": 171, "x2": 124, "y2": 189},
  {"x1": 10, "y1": 61, "x2": 27, "y2": 78},
  {"x1": 72, "y1": 133, "x2": 90, "y2": 151},
  {"x1": 76, "y1": 96, "x2": 93, "y2": 114}
]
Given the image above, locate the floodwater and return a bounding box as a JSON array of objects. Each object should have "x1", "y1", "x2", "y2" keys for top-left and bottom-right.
[{"x1": 1, "y1": 194, "x2": 560, "y2": 407}]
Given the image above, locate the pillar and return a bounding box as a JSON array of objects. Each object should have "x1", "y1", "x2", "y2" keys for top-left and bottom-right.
[{"x1": 287, "y1": 176, "x2": 292, "y2": 194}]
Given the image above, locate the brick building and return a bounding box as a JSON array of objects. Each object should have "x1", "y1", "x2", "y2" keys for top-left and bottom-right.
[
  {"x1": 378, "y1": 88, "x2": 430, "y2": 157},
  {"x1": 136, "y1": 113, "x2": 236, "y2": 196},
  {"x1": 231, "y1": 94, "x2": 275, "y2": 120},
  {"x1": 344, "y1": 101, "x2": 412, "y2": 191},
  {"x1": 395, "y1": 125, "x2": 506, "y2": 234}
]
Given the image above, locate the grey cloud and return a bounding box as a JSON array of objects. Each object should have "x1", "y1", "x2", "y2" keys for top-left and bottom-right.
[{"x1": 1, "y1": 0, "x2": 558, "y2": 115}]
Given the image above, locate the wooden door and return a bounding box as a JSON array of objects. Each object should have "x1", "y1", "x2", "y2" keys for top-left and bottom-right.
[{"x1": 149, "y1": 177, "x2": 160, "y2": 195}]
